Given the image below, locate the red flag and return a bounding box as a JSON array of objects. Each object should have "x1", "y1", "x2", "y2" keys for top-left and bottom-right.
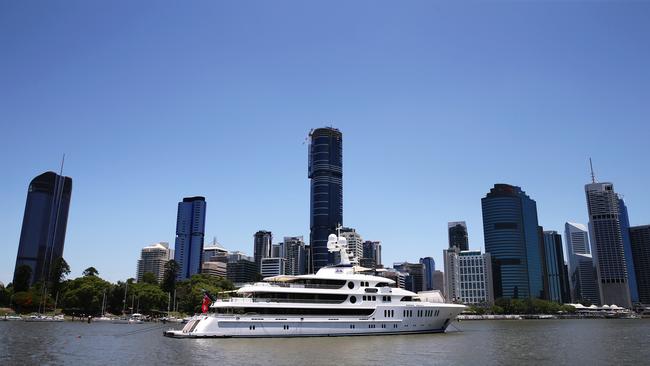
[{"x1": 201, "y1": 294, "x2": 211, "y2": 313}]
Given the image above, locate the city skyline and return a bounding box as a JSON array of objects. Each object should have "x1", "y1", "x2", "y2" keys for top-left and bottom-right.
[{"x1": 2, "y1": 2, "x2": 650, "y2": 284}]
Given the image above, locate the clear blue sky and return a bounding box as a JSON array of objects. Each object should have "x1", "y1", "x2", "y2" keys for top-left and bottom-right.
[{"x1": 1, "y1": 1, "x2": 649, "y2": 284}]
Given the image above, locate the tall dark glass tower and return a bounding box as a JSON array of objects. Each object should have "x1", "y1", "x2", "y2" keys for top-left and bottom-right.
[
  {"x1": 629, "y1": 225, "x2": 650, "y2": 305},
  {"x1": 308, "y1": 127, "x2": 342, "y2": 271},
  {"x1": 448, "y1": 221, "x2": 469, "y2": 251},
  {"x1": 542, "y1": 231, "x2": 571, "y2": 303},
  {"x1": 13, "y1": 171, "x2": 73, "y2": 286},
  {"x1": 481, "y1": 184, "x2": 545, "y2": 299},
  {"x1": 253, "y1": 230, "x2": 272, "y2": 272},
  {"x1": 174, "y1": 196, "x2": 206, "y2": 280}
]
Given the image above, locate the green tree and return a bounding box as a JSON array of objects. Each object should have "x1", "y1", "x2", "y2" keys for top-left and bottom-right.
[
  {"x1": 49, "y1": 257, "x2": 71, "y2": 296},
  {"x1": 560, "y1": 304, "x2": 576, "y2": 313},
  {"x1": 82, "y1": 267, "x2": 99, "y2": 277},
  {"x1": 13, "y1": 265, "x2": 32, "y2": 292},
  {"x1": 510, "y1": 299, "x2": 528, "y2": 314},
  {"x1": 60, "y1": 275, "x2": 111, "y2": 315},
  {"x1": 0, "y1": 283, "x2": 14, "y2": 307},
  {"x1": 141, "y1": 272, "x2": 158, "y2": 285},
  {"x1": 175, "y1": 274, "x2": 234, "y2": 314},
  {"x1": 490, "y1": 305, "x2": 505, "y2": 315},
  {"x1": 161, "y1": 260, "x2": 179, "y2": 293},
  {"x1": 130, "y1": 282, "x2": 167, "y2": 314}
]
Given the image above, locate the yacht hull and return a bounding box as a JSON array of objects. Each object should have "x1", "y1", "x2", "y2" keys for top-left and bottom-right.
[{"x1": 164, "y1": 308, "x2": 461, "y2": 338}]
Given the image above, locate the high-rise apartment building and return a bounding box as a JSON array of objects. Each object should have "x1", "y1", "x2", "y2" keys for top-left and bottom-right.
[
  {"x1": 565, "y1": 222, "x2": 600, "y2": 304},
  {"x1": 136, "y1": 242, "x2": 171, "y2": 283},
  {"x1": 542, "y1": 231, "x2": 570, "y2": 303},
  {"x1": 174, "y1": 196, "x2": 206, "y2": 280},
  {"x1": 629, "y1": 225, "x2": 650, "y2": 304},
  {"x1": 444, "y1": 248, "x2": 494, "y2": 305},
  {"x1": 308, "y1": 127, "x2": 343, "y2": 271},
  {"x1": 585, "y1": 182, "x2": 631, "y2": 307},
  {"x1": 481, "y1": 184, "x2": 545, "y2": 299},
  {"x1": 282, "y1": 236, "x2": 306, "y2": 275},
  {"x1": 448, "y1": 221, "x2": 469, "y2": 251},
  {"x1": 340, "y1": 227, "x2": 363, "y2": 261},
  {"x1": 419, "y1": 257, "x2": 436, "y2": 291},
  {"x1": 361, "y1": 241, "x2": 382, "y2": 269},
  {"x1": 13, "y1": 171, "x2": 73, "y2": 286},
  {"x1": 253, "y1": 230, "x2": 273, "y2": 271}
]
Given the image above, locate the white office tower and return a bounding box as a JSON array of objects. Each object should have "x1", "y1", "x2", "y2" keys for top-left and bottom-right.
[
  {"x1": 339, "y1": 227, "x2": 364, "y2": 263},
  {"x1": 136, "y1": 242, "x2": 171, "y2": 283},
  {"x1": 444, "y1": 248, "x2": 493, "y2": 305}
]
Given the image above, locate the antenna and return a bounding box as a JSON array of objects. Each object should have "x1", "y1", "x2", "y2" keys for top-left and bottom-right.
[
  {"x1": 589, "y1": 157, "x2": 596, "y2": 183},
  {"x1": 60, "y1": 153, "x2": 65, "y2": 175}
]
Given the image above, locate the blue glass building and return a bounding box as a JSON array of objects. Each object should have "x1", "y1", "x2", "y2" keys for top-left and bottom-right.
[
  {"x1": 308, "y1": 127, "x2": 343, "y2": 271},
  {"x1": 419, "y1": 257, "x2": 436, "y2": 291},
  {"x1": 542, "y1": 231, "x2": 571, "y2": 303},
  {"x1": 618, "y1": 198, "x2": 639, "y2": 303},
  {"x1": 481, "y1": 184, "x2": 545, "y2": 299},
  {"x1": 13, "y1": 171, "x2": 72, "y2": 286},
  {"x1": 174, "y1": 196, "x2": 206, "y2": 280}
]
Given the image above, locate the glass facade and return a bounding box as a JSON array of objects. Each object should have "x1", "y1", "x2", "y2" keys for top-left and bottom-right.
[
  {"x1": 174, "y1": 196, "x2": 206, "y2": 280},
  {"x1": 618, "y1": 198, "x2": 639, "y2": 303},
  {"x1": 629, "y1": 225, "x2": 650, "y2": 304},
  {"x1": 419, "y1": 257, "x2": 435, "y2": 291},
  {"x1": 13, "y1": 171, "x2": 72, "y2": 286},
  {"x1": 543, "y1": 231, "x2": 571, "y2": 303},
  {"x1": 585, "y1": 182, "x2": 631, "y2": 307},
  {"x1": 481, "y1": 184, "x2": 544, "y2": 299},
  {"x1": 448, "y1": 221, "x2": 469, "y2": 251},
  {"x1": 253, "y1": 230, "x2": 273, "y2": 272},
  {"x1": 308, "y1": 127, "x2": 343, "y2": 271}
]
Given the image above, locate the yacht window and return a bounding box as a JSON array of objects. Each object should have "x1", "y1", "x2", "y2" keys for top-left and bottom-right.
[
  {"x1": 375, "y1": 282, "x2": 390, "y2": 287},
  {"x1": 348, "y1": 281, "x2": 354, "y2": 289},
  {"x1": 349, "y1": 296, "x2": 357, "y2": 304}
]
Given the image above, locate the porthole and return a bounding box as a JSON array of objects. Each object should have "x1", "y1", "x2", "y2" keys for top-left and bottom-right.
[
  {"x1": 350, "y1": 296, "x2": 357, "y2": 304},
  {"x1": 348, "y1": 281, "x2": 354, "y2": 289}
]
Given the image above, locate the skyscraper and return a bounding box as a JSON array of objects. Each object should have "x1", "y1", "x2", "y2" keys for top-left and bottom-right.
[
  {"x1": 443, "y1": 248, "x2": 494, "y2": 305},
  {"x1": 419, "y1": 257, "x2": 436, "y2": 291},
  {"x1": 565, "y1": 222, "x2": 600, "y2": 304},
  {"x1": 253, "y1": 230, "x2": 273, "y2": 271},
  {"x1": 308, "y1": 127, "x2": 343, "y2": 271},
  {"x1": 585, "y1": 182, "x2": 631, "y2": 307},
  {"x1": 136, "y1": 242, "x2": 171, "y2": 283},
  {"x1": 448, "y1": 221, "x2": 469, "y2": 251},
  {"x1": 13, "y1": 171, "x2": 72, "y2": 286},
  {"x1": 282, "y1": 236, "x2": 306, "y2": 275},
  {"x1": 481, "y1": 184, "x2": 544, "y2": 299},
  {"x1": 629, "y1": 225, "x2": 650, "y2": 305},
  {"x1": 361, "y1": 240, "x2": 382, "y2": 269},
  {"x1": 174, "y1": 196, "x2": 206, "y2": 280},
  {"x1": 619, "y1": 198, "x2": 639, "y2": 303},
  {"x1": 542, "y1": 231, "x2": 570, "y2": 303},
  {"x1": 393, "y1": 262, "x2": 424, "y2": 292},
  {"x1": 340, "y1": 227, "x2": 363, "y2": 261}
]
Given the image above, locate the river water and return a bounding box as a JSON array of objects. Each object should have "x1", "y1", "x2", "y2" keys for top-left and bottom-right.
[{"x1": 1, "y1": 319, "x2": 648, "y2": 365}]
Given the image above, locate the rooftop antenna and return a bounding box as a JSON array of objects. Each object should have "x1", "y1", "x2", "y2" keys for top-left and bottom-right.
[{"x1": 589, "y1": 157, "x2": 596, "y2": 183}]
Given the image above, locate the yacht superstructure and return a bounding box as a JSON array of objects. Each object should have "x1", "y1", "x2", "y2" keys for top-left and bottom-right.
[{"x1": 164, "y1": 233, "x2": 465, "y2": 338}]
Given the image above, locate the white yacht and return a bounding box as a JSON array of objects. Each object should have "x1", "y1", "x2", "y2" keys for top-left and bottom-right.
[{"x1": 165, "y1": 233, "x2": 465, "y2": 338}]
